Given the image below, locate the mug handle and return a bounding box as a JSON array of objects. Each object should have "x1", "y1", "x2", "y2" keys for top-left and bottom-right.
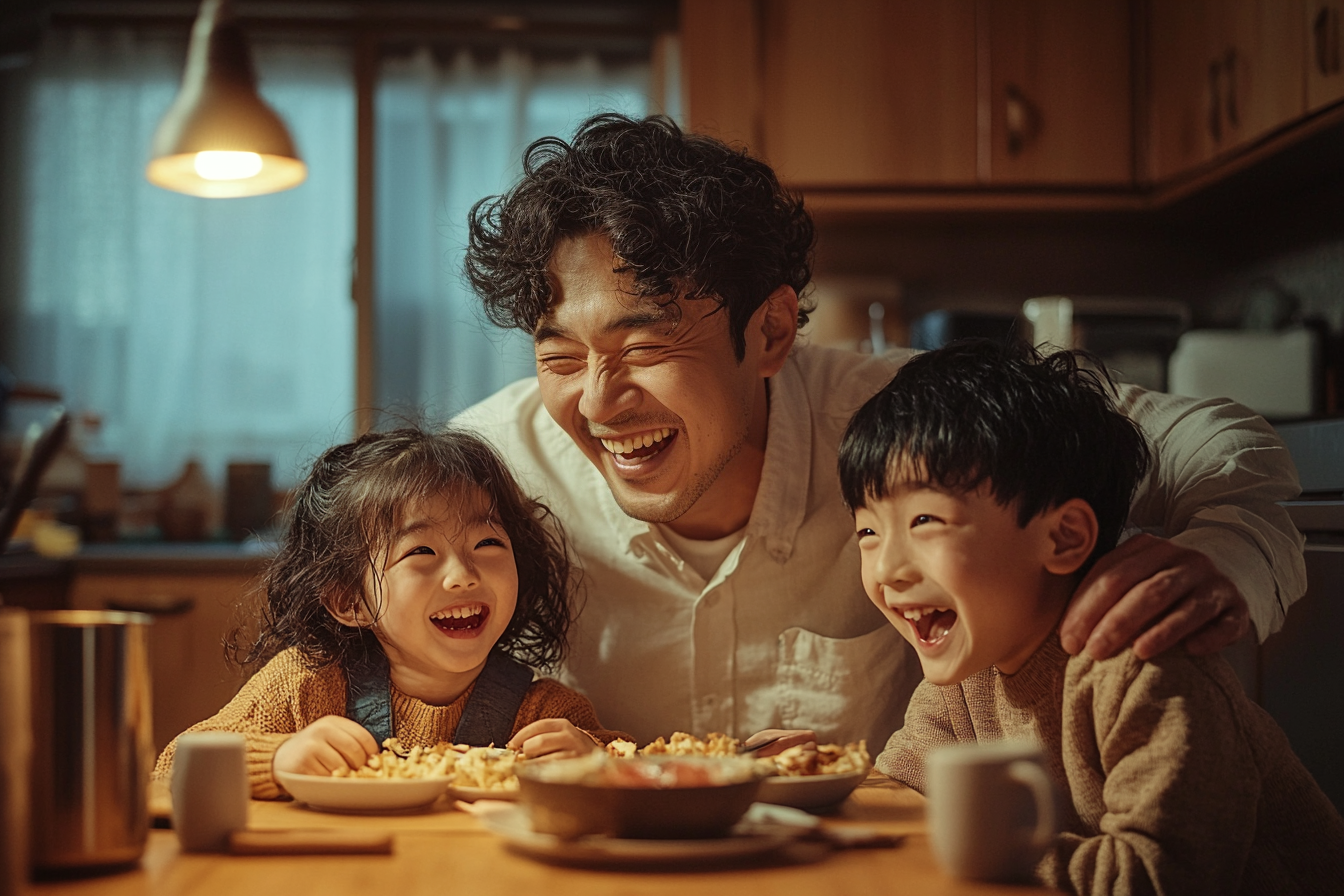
[{"x1": 1008, "y1": 760, "x2": 1057, "y2": 852}]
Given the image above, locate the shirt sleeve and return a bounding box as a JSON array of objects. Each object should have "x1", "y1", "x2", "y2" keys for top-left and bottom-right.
[
  {"x1": 874, "y1": 679, "x2": 965, "y2": 794},
  {"x1": 514, "y1": 678, "x2": 633, "y2": 746},
  {"x1": 1039, "y1": 652, "x2": 1261, "y2": 896},
  {"x1": 151, "y1": 650, "x2": 344, "y2": 800},
  {"x1": 1115, "y1": 385, "x2": 1306, "y2": 639}
]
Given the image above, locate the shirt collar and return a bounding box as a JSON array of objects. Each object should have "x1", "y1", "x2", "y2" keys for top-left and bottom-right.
[{"x1": 746, "y1": 351, "x2": 811, "y2": 563}]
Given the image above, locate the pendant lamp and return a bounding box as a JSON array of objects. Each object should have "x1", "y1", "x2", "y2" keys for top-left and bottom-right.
[{"x1": 146, "y1": 0, "x2": 306, "y2": 198}]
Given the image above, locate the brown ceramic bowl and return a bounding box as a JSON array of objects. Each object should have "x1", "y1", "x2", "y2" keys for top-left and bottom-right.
[{"x1": 516, "y1": 754, "x2": 765, "y2": 841}]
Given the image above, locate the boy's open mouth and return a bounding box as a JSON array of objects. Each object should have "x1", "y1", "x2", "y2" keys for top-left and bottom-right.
[
  {"x1": 430, "y1": 604, "x2": 489, "y2": 633},
  {"x1": 900, "y1": 606, "x2": 958, "y2": 644},
  {"x1": 599, "y1": 427, "x2": 676, "y2": 461}
]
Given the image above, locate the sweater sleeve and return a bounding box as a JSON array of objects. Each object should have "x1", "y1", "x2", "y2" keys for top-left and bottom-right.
[
  {"x1": 875, "y1": 678, "x2": 965, "y2": 794},
  {"x1": 1039, "y1": 652, "x2": 1261, "y2": 896},
  {"x1": 151, "y1": 649, "x2": 346, "y2": 800},
  {"x1": 1116, "y1": 385, "x2": 1305, "y2": 640},
  {"x1": 513, "y1": 678, "x2": 632, "y2": 745}
]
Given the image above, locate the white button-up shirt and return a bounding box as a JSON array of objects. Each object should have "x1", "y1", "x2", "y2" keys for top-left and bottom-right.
[{"x1": 457, "y1": 343, "x2": 1305, "y2": 747}]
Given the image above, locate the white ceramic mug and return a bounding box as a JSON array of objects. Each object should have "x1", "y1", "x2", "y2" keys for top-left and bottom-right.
[
  {"x1": 171, "y1": 732, "x2": 248, "y2": 852},
  {"x1": 926, "y1": 740, "x2": 1057, "y2": 882}
]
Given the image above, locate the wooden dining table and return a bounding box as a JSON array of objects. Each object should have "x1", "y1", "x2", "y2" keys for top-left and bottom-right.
[{"x1": 31, "y1": 773, "x2": 1053, "y2": 896}]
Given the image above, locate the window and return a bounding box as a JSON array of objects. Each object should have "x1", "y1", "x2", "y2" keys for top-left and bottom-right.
[{"x1": 0, "y1": 12, "x2": 660, "y2": 514}]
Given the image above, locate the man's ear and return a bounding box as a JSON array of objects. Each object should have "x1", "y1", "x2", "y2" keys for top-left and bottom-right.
[
  {"x1": 1042, "y1": 498, "x2": 1098, "y2": 576},
  {"x1": 754, "y1": 284, "x2": 799, "y2": 378}
]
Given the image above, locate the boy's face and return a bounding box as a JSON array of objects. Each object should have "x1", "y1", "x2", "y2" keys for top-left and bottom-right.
[
  {"x1": 854, "y1": 476, "x2": 1069, "y2": 686},
  {"x1": 361, "y1": 489, "x2": 519, "y2": 702}
]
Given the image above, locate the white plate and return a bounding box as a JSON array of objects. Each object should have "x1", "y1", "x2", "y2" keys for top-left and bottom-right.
[
  {"x1": 756, "y1": 769, "x2": 869, "y2": 810},
  {"x1": 275, "y1": 770, "x2": 451, "y2": 814},
  {"x1": 478, "y1": 802, "x2": 813, "y2": 867}
]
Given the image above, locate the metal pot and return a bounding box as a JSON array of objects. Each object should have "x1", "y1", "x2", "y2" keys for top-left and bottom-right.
[{"x1": 28, "y1": 610, "x2": 153, "y2": 872}]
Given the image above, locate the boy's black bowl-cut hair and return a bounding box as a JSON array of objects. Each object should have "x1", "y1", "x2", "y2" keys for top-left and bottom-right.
[{"x1": 837, "y1": 338, "x2": 1151, "y2": 571}]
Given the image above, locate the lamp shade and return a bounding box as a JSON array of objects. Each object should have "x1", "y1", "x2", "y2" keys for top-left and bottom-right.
[{"x1": 146, "y1": 0, "x2": 305, "y2": 198}]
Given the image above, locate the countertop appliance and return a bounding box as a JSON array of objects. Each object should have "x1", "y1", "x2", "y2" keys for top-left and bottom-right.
[{"x1": 1263, "y1": 418, "x2": 1344, "y2": 811}]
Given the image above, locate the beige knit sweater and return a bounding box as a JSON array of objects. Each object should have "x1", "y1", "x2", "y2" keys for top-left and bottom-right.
[
  {"x1": 878, "y1": 633, "x2": 1344, "y2": 896},
  {"x1": 153, "y1": 647, "x2": 628, "y2": 799}
]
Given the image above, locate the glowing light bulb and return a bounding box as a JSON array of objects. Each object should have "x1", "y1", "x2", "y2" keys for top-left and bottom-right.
[{"x1": 193, "y1": 151, "x2": 264, "y2": 181}]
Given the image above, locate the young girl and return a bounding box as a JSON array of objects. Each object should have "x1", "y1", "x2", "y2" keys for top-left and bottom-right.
[{"x1": 153, "y1": 426, "x2": 626, "y2": 799}]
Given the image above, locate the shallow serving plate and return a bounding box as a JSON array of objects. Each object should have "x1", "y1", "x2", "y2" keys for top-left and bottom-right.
[
  {"x1": 479, "y1": 802, "x2": 813, "y2": 867},
  {"x1": 448, "y1": 784, "x2": 519, "y2": 803},
  {"x1": 275, "y1": 770, "x2": 452, "y2": 814},
  {"x1": 756, "y1": 769, "x2": 869, "y2": 810}
]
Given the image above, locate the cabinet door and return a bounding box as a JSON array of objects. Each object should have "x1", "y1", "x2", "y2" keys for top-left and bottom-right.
[
  {"x1": 987, "y1": 0, "x2": 1134, "y2": 185},
  {"x1": 759, "y1": 0, "x2": 979, "y2": 187},
  {"x1": 1306, "y1": 0, "x2": 1344, "y2": 111},
  {"x1": 70, "y1": 573, "x2": 252, "y2": 751},
  {"x1": 1150, "y1": 0, "x2": 1305, "y2": 181}
]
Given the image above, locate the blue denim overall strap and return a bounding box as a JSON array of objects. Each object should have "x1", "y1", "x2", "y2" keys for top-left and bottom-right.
[
  {"x1": 344, "y1": 635, "x2": 393, "y2": 746},
  {"x1": 452, "y1": 649, "x2": 534, "y2": 747}
]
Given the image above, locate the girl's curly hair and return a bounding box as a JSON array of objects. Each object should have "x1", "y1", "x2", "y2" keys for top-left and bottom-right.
[
  {"x1": 465, "y1": 113, "x2": 815, "y2": 360},
  {"x1": 228, "y1": 427, "x2": 576, "y2": 674}
]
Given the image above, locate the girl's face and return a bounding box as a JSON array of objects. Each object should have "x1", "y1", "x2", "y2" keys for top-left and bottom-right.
[{"x1": 362, "y1": 487, "x2": 519, "y2": 706}]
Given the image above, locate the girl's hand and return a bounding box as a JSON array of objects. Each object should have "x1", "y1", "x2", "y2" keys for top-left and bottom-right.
[
  {"x1": 742, "y1": 728, "x2": 817, "y2": 757},
  {"x1": 507, "y1": 718, "x2": 599, "y2": 760},
  {"x1": 273, "y1": 715, "x2": 380, "y2": 779}
]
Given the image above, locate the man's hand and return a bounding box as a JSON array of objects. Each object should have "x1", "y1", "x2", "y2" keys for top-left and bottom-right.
[
  {"x1": 1060, "y1": 533, "x2": 1251, "y2": 661},
  {"x1": 742, "y1": 728, "x2": 816, "y2": 758},
  {"x1": 507, "y1": 718, "x2": 598, "y2": 760},
  {"x1": 272, "y1": 715, "x2": 380, "y2": 779}
]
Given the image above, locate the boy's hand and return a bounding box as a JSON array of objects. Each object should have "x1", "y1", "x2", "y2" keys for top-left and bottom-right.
[
  {"x1": 507, "y1": 719, "x2": 598, "y2": 760},
  {"x1": 272, "y1": 715, "x2": 380, "y2": 779},
  {"x1": 742, "y1": 728, "x2": 816, "y2": 757},
  {"x1": 1060, "y1": 533, "x2": 1250, "y2": 662}
]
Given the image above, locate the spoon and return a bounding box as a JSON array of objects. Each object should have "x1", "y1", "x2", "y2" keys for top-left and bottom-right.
[{"x1": 737, "y1": 735, "x2": 784, "y2": 755}]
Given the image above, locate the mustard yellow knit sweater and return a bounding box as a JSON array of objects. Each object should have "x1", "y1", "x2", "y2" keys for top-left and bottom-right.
[{"x1": 153, "y1": 647, "x2": 627, "y2": 799}]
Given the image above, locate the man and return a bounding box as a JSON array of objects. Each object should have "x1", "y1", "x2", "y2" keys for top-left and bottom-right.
[{"x1": 456, "y1": 113, "x2": 1305, "y2": 748}]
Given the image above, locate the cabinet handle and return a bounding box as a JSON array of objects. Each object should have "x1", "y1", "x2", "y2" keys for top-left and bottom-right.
[
  {"x1": 1004, "y1": 84, "x2": 1040, "y2": 157},
  {"x1": 1314, "y1": 5, "x2": 1341, "y2": 76},
  {"x1": 1224, "y1": 48, "x2": 1240, "y2": 130},
  {"x1": 105, "y1": 595, "x2": 196, "y2": 616},
  {"x1": 1207, "y1": 59, "x2": 1223, "y2": 142}
]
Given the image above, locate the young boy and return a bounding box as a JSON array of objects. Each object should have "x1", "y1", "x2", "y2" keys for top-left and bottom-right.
[{"x1": 837, "y1": 338, "x2": 1344, "y2": 896}]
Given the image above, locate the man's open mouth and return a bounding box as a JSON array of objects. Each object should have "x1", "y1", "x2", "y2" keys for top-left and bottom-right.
[
  {"x1": 899, "y1": 606, "x2": 958, "y2": 645},
  {"x1": 430, "y1": 604, "x2": 489, "y2": 633},
  {"x1": 599, "y1": 427, "x2": 676, "y2": 460}
]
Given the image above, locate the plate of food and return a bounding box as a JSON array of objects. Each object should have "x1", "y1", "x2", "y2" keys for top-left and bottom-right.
[
  {"x1": 605, "y1": 733, "x2": 872, "y2": 811},
  {"x1": 277, "y1": 739, "x2": 523, "y2": 813},
  {"x1": 275, "y1": 770, "x2": 451, "y2": 814}
]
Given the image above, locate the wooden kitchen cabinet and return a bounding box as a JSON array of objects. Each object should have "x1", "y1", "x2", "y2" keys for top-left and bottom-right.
[
  {"x1": 1307, "y1": 0, "x2": 1344, "y2": 111},
  {"x1": 686, "y1": 0, "x2": 1132, "y2": 190},
  {"x1": 984, "y1": 0, "x2": 1133, "y2": 185},
  {"x1": 1149, "y1": 0, "x2": 1305, "y2": 182},
  {"x1": 69, "y1": 570, "x2": 254, "y2": 751},
  {"x1": 758, "y1": 0, "x2": 979, "y2": 187}
]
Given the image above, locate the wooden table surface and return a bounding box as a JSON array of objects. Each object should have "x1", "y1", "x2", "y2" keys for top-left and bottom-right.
[{"x1": 32, "y1": 773, "x2": 1052, "y2": 896}]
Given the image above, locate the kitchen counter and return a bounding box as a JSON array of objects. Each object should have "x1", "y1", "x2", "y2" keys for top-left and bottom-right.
[{"x1": 33, "y1": 774, "x2": 1050, "y2": 896}]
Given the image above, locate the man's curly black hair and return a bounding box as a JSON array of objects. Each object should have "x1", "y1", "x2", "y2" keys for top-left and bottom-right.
[
  {"x1": 464, "y1": 113, "x2": 815, "y2": 360},
  {"x1": 228, "y1": 426, "x2": 576, "y2": 675}
]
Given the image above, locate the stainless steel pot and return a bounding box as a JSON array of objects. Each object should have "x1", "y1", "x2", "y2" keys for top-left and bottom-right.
[
  {"x1": 28, "y1": 611, "x2": 153, "y2": 872},
  {"x1": 0, "y1": 609, "x2": 32, "y2": 895}
]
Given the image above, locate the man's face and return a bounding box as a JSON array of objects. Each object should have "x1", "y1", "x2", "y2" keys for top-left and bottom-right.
[{"x1": 533, "y1": 233, "x2": 784, "y2": 539}]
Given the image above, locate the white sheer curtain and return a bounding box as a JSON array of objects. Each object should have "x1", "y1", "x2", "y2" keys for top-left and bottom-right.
[
  {"x1": 2, "y1": 28, "x2": 355, "y2": 489},
  {"x1": 373, "y1": 46, "x2": 650, "y2": 421}
]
